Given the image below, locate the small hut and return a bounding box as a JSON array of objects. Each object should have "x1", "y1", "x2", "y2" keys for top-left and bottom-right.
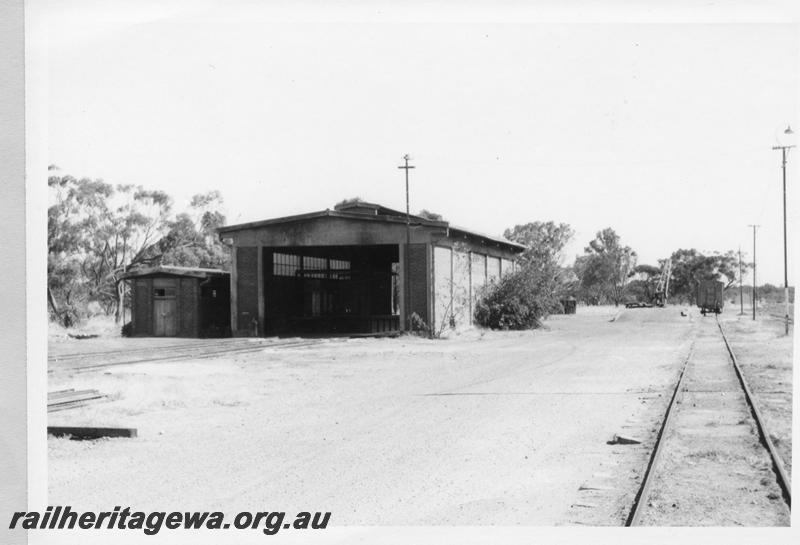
[
  {"x1": 560, "y1": 297, "x2": 577, "y2": 315},
  {"x1": 122, "y1": 266, "x2": 230, "y2": 337}
]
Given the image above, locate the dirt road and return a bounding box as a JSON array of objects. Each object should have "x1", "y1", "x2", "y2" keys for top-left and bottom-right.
[{"x1": 49, "y1": 307, "x2": 703, "y2": 524}]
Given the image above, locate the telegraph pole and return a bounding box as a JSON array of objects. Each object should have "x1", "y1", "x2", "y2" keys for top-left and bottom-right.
[
  {"x1": 398, "y1": 154, "x2": 415, "y2": 330},
  {"x1": 772, "y1": 128, "x2": 794, "y2": 335},
  {"x1": 749, "y1": 224, "x2": 759, "y2": 321},
  {"x1": 738, "y1": 246, "x2": 744, "y2": 315}
]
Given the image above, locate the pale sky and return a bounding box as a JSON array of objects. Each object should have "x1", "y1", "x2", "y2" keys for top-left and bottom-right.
[{"x1": 42, "y1": 1, "x2": 799, "y2": 284}]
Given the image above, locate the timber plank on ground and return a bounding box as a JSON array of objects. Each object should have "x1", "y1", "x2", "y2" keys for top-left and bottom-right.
[{"x1": 47, "y1": 426, "x2": 137, "y2": 439}]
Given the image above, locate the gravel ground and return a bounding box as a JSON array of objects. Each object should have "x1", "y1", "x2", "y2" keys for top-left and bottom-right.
[{"x1": 46, "y1": 306, "x2": 751, "y2": 525}]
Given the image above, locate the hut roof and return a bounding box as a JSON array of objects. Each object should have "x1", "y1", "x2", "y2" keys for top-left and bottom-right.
[{"x1": 120, "y1": 265, "x2": 228, "y2": 280}]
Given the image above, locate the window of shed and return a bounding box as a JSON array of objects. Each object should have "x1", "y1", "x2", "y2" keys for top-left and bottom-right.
[
  {"x1": 273, "y1": 253, "x2": 300, "y2": 277},
  {"x1": 330, "y1": 259, "x2": 350, "y2": 280},
  {"x1": 302, "y1": 256, "x2": 327, "y2": 279},
  {"x1": 153, "y1": 288, "x2": 176, "y2": 297}
]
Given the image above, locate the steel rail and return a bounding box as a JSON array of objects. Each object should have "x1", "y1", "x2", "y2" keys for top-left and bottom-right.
[
  {"x1": 625, "y1": 340, "x2": 695, "y2": 526},
  {"x1": 48, "y1": 338, "x2": 269, "y2": 362},
  {"x1": 627, "y1": 318, "x2": 791, "y2": 526},
  {"x1": 49, "y1": 335, "x2": 337, "y2": 363},
  {"x1": 53, "y1": 338, "x2": 320, "y2": 363},
  {"x1": 49, "y1": 339, "x2": 325, "y2": 373},
  {"x1": 716, "y1": 317, "x2": 792, "y2": 508}
]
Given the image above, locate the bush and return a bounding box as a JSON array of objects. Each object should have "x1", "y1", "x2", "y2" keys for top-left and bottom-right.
[
  {"x1": 474, "y1": 267, "x2": 560, "y2": 330},
  {"x1": 408, "y1": 312, "x2": 431, "y2": 337},
  {"x1": 121, "y1": 322, "x2": 133, "y2": 337},
  {"x1": 50, "y1": 306, "x2": 78, "y2": 328}
]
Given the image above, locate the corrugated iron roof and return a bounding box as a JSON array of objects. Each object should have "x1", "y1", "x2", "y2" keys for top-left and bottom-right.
[
  {"x1": 120, "y1": 265, "x2": 229, "y2": 279},
  {"x1": 218, "y1": 204, "x2": 525, "y2": 252}
]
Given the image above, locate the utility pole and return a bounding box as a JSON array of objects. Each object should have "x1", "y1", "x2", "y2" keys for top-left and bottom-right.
[
  {"x1": 773, "y1": 127, "x2": 794, "y2": 335},
  {"x1": 749, "y1": 224, "x2": 759, "y2": 321},
  {"x1": 738, "y1": 246, "x2": 744, "y2": 315},
  {"x1": 398, "y1": 154, "x2": 415, "y2": 330}
]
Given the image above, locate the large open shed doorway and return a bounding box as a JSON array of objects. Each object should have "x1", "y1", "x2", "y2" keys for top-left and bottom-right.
[{"x1": 263, "y1": 244, "x2": 400, "y2": 335}]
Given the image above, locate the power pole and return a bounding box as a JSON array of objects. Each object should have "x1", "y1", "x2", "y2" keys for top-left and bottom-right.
[
  {"x1": 749, "y1": 224, "x2": 759, "y2": 321},
  {"x1": 398, "y1": 154, "x2": 415, "y2": 330},
  {"x1": 738, "y1": 246, "x2": 744, "y2": 315},
  {"x1": 773, "y1": 131, "x2": 794, "y2": 335}
]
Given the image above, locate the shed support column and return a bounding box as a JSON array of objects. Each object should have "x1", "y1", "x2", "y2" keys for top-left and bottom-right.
[
  {"x1": 398, "y1": 243, "x2": 407, "y2": 331},
  {"x1": 468, "y1": 251, "x2": 473, "y2": 325},
  {"x1": 257, "y1": 246, "x2": 265, "y2": 336},
  {"x1": 230, "y1": 245, "x2": 238, "y2": 334},
  {"x1": 427, "y1": 243, "x2": 435, "y2": 334},
  {"x1": 450, "y1": 246, "x2": 454, "y2": 323},
  {"x1": 130, "y1": 280, "x2": 136, "y2": 334}
]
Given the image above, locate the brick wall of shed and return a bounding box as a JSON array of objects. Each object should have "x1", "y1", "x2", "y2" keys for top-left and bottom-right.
[
  {"x1": 487, "y1": 256, "x2": 501, "y2": 283},
  {"x1": 133, "y1": 278, "x2": 152, "y2": 335},
  {"x1": 433, "y1": 246, "x2": 516, "y2": 331},
  {"x1": 236, "y1": 246, "x2": 259, "y2": 335},
  {"x1": 433, "y1": 246, "x2": 452, "y2": 333},
  {"x1": 470, "y1": 252, "x2": 487, "y2": 317},
  {"x1": 451, "y1": 249, "x2": 471, "y2": 327},
  {"x1": 406, "y1": 243, "x2": 430, "y2": 326}
]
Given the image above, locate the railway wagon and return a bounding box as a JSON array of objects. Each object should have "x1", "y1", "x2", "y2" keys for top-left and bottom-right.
[{"x1": 696, "y1": 280, "x2": 725, "y2": 315}]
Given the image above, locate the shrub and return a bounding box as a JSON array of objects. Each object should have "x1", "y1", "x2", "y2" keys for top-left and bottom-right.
[
  {"x1": 121, "y1": 322, "x2": 133, "y2": 337},
  {"x1": 408, "y1": 312, "x2": 431, "y2": 337},
  {"x1": 474, "y1": 266, "x2": 560, "y2": 330}
]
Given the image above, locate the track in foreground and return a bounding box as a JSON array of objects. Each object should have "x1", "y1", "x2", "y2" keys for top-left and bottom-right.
[
  {"x1": 49, "y1": 337, "x2": 325, "y2": 373},
  {"x1": 625, "y1": 315, "x2": 790, "y2": 526}
]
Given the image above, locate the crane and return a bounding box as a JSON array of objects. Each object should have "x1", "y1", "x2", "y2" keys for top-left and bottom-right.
[{"x1": 653, "y1": 260, "x2": 672, "y2": 307}]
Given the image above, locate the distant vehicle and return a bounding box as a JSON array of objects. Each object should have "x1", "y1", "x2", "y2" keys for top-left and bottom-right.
[
  {"x1": 696, "y1": 280, "x2": 725, "y2": 315},
  {"x1": 625, "y1": 301, "x2": 653, "y2": 309}
]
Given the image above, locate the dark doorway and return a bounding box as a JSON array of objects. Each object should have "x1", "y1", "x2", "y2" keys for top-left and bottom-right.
[
  {"x1": 200, "y1": 276, "x2": 231, "y2": 337},
  {"x1": 263, "y1": 244, "x2": 400, "y2": 335}
]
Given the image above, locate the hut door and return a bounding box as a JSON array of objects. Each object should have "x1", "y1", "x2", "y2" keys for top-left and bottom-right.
[
  {"x1": 153, "y1": 280, "x2": 178, "y2": 336},
  {"x1": 154, "y1": 299, "x2": 177, "y2": 336}
]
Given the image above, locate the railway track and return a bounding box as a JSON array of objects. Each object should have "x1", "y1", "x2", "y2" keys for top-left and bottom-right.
[
  {"x1": 625, "y1": 315, "x2": 791, "y2": 526},
  {"x1": 49, "y1": 338, "x2": 249, "y2": 362},
  {"x1": 49, "y1": 337, "x2": 326, "y2": 373},
  {"x1": 766, "y1": 312, "x2": 794, "y2": 323}
]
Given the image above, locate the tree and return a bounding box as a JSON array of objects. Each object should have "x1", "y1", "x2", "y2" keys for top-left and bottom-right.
[
  {"x1": 574, "y1": 228, "x2": 637, "y2": 306},
  {"x1": 417, "y1": 209, "x2": 445, "y2": 221},
  {"x1": 334, "y1": 197, "x2": 364, "y2": 208},
  {"x1": 558, "y1": 265, "x2": 581, "y2": 300},
  {"x1": 470, "y1": 221, "x2": 575, "y2": 330},
  {"x1": 89, "y1": 185, "x2": 173, "y2": 322},
  {"x1": 47, "y1": 166, "x2": 114, "y2": 325},
  {"x1": 668, "y1": 249, "x2": 740, "y2": 304},
  {"x1": 573, "y1": 254, "x2": 610, "y2": 305},
  {"x1": 503, "y1": 221, "x2": 575, "y2": 309},
  {"x1": 626, "y1": 264, "x2": 662, "y2": 303},
  {"x1": 159, "y1": 191, "x2": 229, "y2": 269},
  {"x1": 503, "y1": 221, "x2": 574, "y2": 267},
  {"x1": 48, "y1": 170, "x2": 232, "y2": 326}
]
